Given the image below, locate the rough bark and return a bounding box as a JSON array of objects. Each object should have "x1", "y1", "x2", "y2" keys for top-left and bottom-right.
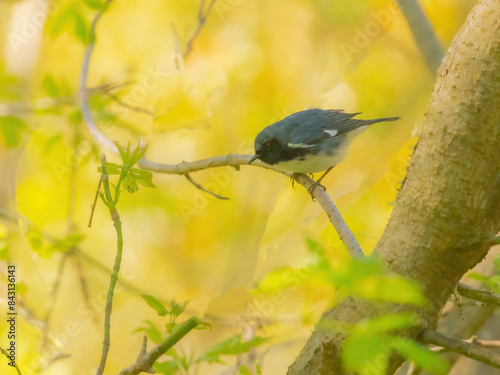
[{"x1": 288, "y1": 0, "x2": 500, "y2": 373}]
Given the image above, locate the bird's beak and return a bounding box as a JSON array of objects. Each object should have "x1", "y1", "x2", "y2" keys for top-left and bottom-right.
[{"x1": 248, "y1": 154, "x2": 259, "y2": 164}]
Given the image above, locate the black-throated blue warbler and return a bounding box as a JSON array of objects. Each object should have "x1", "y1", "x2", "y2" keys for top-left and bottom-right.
[{"x1": 249, "y1": 108, "x2": 399, "y2": 193}]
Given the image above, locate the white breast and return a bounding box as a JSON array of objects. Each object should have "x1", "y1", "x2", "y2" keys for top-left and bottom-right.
[{"x1": 276, "y1": 148, "x2": 348, "y2": 173}]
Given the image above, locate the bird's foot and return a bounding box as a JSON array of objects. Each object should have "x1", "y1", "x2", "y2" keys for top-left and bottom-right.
[
  {"x1": 307, "y1": 180, "x2": 326, "y2": 199},
  {"x1": 290, "y1": 173, "x2": 301, "y2": 189}
]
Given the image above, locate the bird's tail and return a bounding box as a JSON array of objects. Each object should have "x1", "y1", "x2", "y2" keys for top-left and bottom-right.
[{"x1": 364, "y1": 117, "x2": 400, "y2": 126}]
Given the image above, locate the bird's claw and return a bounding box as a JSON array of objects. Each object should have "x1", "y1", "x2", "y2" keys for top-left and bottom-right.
[
  {"x1": 307, "y1": 181, "x2": 326, "y2": 200},
  {"x1": 290, "y1": 173, "x2": 300, "y2": 189}
]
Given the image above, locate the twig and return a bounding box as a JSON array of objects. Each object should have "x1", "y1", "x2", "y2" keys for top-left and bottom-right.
[
  {"x1": 96, "y1": 154, "x2": 124, "y2": 375},
  {"x1": 421, "y1": 330, "x2": 500, "y2": 369},
  {"x1": 104, "y1": 92, "x2": 155, "y2": 116},
  {"x1": 88, "y1": 176, "x2": 102, "y2": 227},
  {"x1": 40, "y1": 252, "x2": 69, "y2": 348},
  {"x1": 184, "y1": 0, "x2": 216, "y2": 58},
  {"x1": 468, "y1": 338, "x2": 500, "y2": 348},
  {"x1": 0, "y1": 347, "x2": 22, "y2": 375},
  {"x1": 396, "y1": 0, "x2": 444, "y2": 73},
  {"x1": 118, "y1": 317, "x2": 200, "y2": 375},
  {"x1": 79, "y1": 0, "x2": 118, "y2": 153},
  {"x1": 406, "y1": 362, "x2": 422, "y2": 375},
  {"x1": 71, "y1": 253, "x2": 98, "y2": 323},
  {"x1": 185, "y1": 173, "x2": 230, "y2": 200},
  {"x1": 456, "y1": 282, "x2": 500, "y2": 308},
  {"x1": 431, "y1": 336, "x2": 500, "y2": 353}
]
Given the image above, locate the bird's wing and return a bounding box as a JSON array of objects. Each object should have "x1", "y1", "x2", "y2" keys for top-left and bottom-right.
[
  {"x1": 287, "y1": 109, "x2": 394, "y2": 147},
  {"x1": 287, "y1": 109, "x2": 364, "y2": 146}
]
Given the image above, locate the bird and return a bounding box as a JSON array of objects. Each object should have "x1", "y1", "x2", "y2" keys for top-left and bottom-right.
[{"x1": 249, "y1": 108, "x2": 400, "y2": 193}]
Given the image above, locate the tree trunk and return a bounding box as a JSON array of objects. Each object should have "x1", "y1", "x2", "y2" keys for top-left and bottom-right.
[{"x1": 288, "y1": 0, "x2": 500, "y2": 373}]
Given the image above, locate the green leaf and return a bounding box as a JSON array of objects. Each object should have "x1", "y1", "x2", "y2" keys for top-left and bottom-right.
[
  {"x1": 325, "y1": 256, "x2": 385, "y2": 286},
  {"x1": 342, "y1": 314, "x2": 434, "y2": 375},
  {"x1": 343, "y1": 332, "x2": 391, "y2": 375},
  {"x1": 494, "y1": 256, "x2": 500, "y2": 272},
  {"x1": 129, "y1": 142, "x2": 148, "y2": 165},
  {"x1": 396, "y1": 338, "x2": 449, "y2": 374},
  {"x1": 48, "y1": 234, "x2": 86, "y2": 252},
  {"x1": 72, "y1": 9, "x2": 88, "y2": 43},
  {"x1": 194, "y1": 320, "x2": 212, "y2": 331},
  {"x1": 49, "y1": 5, "x2": 73, "y2": 37},
  {"x1": 468, "y1": 272, "x2": 490, "y2": 282},
  {"x1": 239, "y1": 365, "x2": 252, "y2": 375},
  {"x1": 170, "y1": 299, "x2": 189, "y2": 319},
  {"x1": 44, "y1": 134, "x2": 63, "y2": 153},
  {"x1": 113, "y1": 141, "x2": 128, "y2": 163},
  {"x1": 98, "y1": 162, "x2": 122, "y2": 175},
  {"x1": 83, "y1": 0, "x2": 105, "y2": 10},
  {"x1": 42, "y1": 75, "x2": 60, "y2": 97},
  {"x1": 350, "y1": 276, "x2": 426, "y2": 305},
  {"x1": 165, "y1": 322, "x2": 176, "y2": 334},
  {"x1": 123, "y1": 174, "x2": 139, "y2": 193},
  {"x1": 141, "y1": 295, "x2": 169, "y2": 316},
  {"x1": 0, "y1": 116, "x2": 28, "y2": 147},
  {"x1": 353, "y1": 313, "x2": 422, "y2": 336},
  {"x1": 306, "y1": 237, "x2": 326, "y2": 257},
  {"x1": 130, "y1": 168, "x2": 156, "y2": 188},
  {"x1": 135, "y1": 320, "x2": 162, "y2": 344},
  {"x1": 197, "y1": 335, "x2": 269, "y2": 363},
  {"x1": 69, "y1": 110, "x2": 82, "y2": 124},
  {"x1": 27, "y1": 234, "x2": 43, "y2": 250},
  {"x1": 154, "y1": 360, "x2": 179, "y2": 374}
]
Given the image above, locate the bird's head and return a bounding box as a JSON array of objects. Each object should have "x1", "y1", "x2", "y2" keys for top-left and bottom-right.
[{"x1": 249, "y1": 128, "x2": 284, "y2": 165}]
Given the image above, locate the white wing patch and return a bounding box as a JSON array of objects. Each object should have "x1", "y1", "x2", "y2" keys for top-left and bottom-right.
[
  {"x1": 324, "y1": 129, "x2": 338, "y2": 137},
  {"x1": 287, "y1": 143, "x2": 314, "y2": 149}
]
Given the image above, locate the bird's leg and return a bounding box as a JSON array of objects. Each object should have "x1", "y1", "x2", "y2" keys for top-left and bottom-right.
[{"x1": 307, "y1": 166, "x2": 334, "y2": 195}]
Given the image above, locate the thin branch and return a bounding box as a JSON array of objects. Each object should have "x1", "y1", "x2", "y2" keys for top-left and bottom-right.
[
  {"x1": 142, "y1": 156, "x2": 365, "y2": 258},
  {"x1": 118, "y1": 317, "x2": 200, "y2": 375},
  {"x1": 184, "y1": 0, "x2": 216, "y2": 58},
  {"x1": 431, "y1": 336, "x2": 500, "y2": 353},
  {"x1": 0, "y1": 347, "x2": 22, "y2": 375},
  {"x1": 79, "y1": 0, "x2": 118, "y2": 153},
  {"x1": 421, "y1": 330, "x2": 500, "y2": 369},
  {"x1": 104, "y1": 92, "x2": 155, "y2": 116},
  {"x1": 396, "y1": 0, "x2": 444, "y2": 73},
  {"x1": 88, "y1": 176, "x2": 102, "y2": 227},
  {"x1": 406, "y1": 362, "x2": 422, "y2": 375},
  {"x1": 40, "y1": 253, "x2": 69, "y2": 349},
  {"x1": 96, "y1": 154, "x2": 124, "y2": 375},
  {"x1": 185, "y1": 173, "x2": 230, "y2": 200},
  {"x1": 71, "y1": 253, "x2": 98, "y2": 324},
  {"x1": 456, "y1": 282, "x2": 500, "y2": 308},
  {"x1": 469, "y1": 338, "x2": 500, "y2": 348}
]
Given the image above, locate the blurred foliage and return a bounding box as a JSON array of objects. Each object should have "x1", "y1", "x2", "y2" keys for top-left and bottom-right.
[
  {"x1": 0, "y1": 0, "x2": 479, "y2": 374},
  {"x1": 342, "y1": 314, "x2": 449, "y2": 375},
  {"x1": 468, "y1": 256, "x2": 500, "y2": 293}
]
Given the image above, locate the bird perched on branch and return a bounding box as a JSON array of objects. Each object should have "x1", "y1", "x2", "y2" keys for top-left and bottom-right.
[{"x1": 249, "y1": 108, "x2": 399, "y2": 193}]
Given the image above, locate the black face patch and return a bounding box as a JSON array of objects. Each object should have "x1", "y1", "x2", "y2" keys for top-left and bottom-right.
[{"x1": 258, "y1": 138, "x2": 314, "y2": 165}]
